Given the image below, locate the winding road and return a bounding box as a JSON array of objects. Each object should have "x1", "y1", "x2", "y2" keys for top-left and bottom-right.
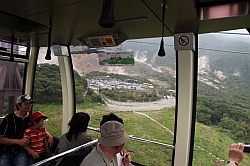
[{"x1": 106, "y1": 97, "x2": 175, "y2": 111}]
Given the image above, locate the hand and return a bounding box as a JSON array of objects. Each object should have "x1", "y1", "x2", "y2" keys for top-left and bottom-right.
[
  {"x1": 18, "y1": 138, "x2": 29, "y2": 146},
  {"x1": 31, "y1": 151, "x2": 40, "y2": 159},
  {"x1": 46, "y1": 133, "x2": 54, "y2": 148},
  {"x1": 228, "y1": 143, "x2": 244, "y2": 164},
  {"x1": 122, "y1": 153, "x2": 132, "y2": 166}
]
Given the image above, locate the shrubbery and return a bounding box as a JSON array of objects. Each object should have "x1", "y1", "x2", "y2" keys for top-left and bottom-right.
[{"x1": 34, "y1": 64, "x2": 103, "y2": 104}]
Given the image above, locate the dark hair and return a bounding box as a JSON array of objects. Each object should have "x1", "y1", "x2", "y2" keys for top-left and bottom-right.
[
  {"x1": 66, "y1": 112, "x2": 90, "y2": 141},
  {"x1": 31, "y1": 117, "x2": 44, "y2": 125},
  {"x1": 34, "y1": 117, "x2": 43, "y2": 123},
  {"x1": 100, "y1": 113, "x2": 123, "y2": 126},
  {"x1": 15, "y1": 103, "x2": 21, "y2": 111}
]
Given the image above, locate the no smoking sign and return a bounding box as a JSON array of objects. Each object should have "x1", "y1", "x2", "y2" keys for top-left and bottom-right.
[
  {"x1": 174, "y1": 33, "x2": 195, "y2": 51},
  {"x1": 179, "y1": 36, "x2": 189, "y2": 46}
]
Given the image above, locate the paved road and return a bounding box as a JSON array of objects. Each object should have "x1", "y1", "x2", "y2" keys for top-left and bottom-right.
[{"x1": 106, "y1": 97, "x2": 175, "y2": 111}]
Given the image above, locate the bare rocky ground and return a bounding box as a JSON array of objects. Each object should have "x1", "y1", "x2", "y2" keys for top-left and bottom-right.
[{"x1": 106, "y1": 97, "x2": 175, "y2": 111}]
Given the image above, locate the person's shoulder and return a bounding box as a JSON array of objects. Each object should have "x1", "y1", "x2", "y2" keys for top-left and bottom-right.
[
  {"x1": 59, "y1": 133, "x2": 67, "y2": 138},
  {"x1": 81, "y1": 132, "x2": 93, "y2": 139},
  {"x1": 74, "y1": 132, "x2": 93, "y2": 144},
  {"x1": 58, "y1": 133, "x2": 67, "y2": 142},
  {"x1": 80, "y1": 149, "x2": 102, "y2": 166},
  {"x1": 4, "y1": 113, "x2": 15, "y2": 119},
  {"x1": 2, "y1": 113, "x2": 16, "y2": 122}
]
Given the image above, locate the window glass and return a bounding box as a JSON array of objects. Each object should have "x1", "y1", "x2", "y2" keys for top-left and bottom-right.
[
  {"x1": 0, "y1": 40, "x2": 28, "y2": 59},
  {"x1": 71, "y1": 37, "x2": 176, "y2": 165},
  {"x1": 194, "y1": 29, "x2": 250, "y2": 165},
  {"x1": 33, "y1": 47, "x2": 62, "y2": 135},
  {"x1": 0, "y1": 60, "x2": 24, "y2": 117},
  {"x1": 198, "y1": 1, "x2": 249, "y2": 20}
]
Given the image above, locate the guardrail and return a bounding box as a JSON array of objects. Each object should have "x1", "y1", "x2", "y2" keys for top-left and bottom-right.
[
  {"x1": 88, "y1": 126, "x2": 175, "y2": 149},
  {"x1": 30, "y1": 139, "x2": 98, "y2": 166}
]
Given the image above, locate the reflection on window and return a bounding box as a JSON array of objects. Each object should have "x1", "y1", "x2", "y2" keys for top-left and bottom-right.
[
  {"x1": 199, "y1": 1, "x2": 249, "y2": 20},
  {"x1": 194, "y1": 30, "x2": 250, "y2": 165},
  {"x1": 0, "y1": 33, "x2": 29, "y2": 59},
  {"x1": 0, "y1": 61, "x2": 24, "y2": 116}
]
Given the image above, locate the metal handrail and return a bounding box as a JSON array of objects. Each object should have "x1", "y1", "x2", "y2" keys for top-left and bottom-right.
[
  {"x1": 30, "y1": 139, "x2": 98, "y2": 166},
  {"x1": 130, "y1": 136, "x2": 174, "y2": 149},
  {"x1": 88, "y1": 126, "x2": 175, "y2": 149}
]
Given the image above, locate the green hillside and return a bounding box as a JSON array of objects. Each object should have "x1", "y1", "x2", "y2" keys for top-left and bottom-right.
[{"x1": 197, "y1": 83, "x2": 249, "y2": 142}]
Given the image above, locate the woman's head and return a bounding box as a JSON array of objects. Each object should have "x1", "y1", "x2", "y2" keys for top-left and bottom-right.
[
  {"x1": 66, "y1": 112, "x2": 90, "y2": 141},
  {"x1": 69, "y1": 112, "x2": 90, "y2": 132}
]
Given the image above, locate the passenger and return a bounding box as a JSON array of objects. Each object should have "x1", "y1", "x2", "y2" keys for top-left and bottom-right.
[
  {"x1": 80, "y1": 113, "x2": 132, "y2": 166},
  {"x1": 226, "y1": 143, "x2": 244, "y2": 166},
  {"x1": 23, "y1": 111, "x2": 53, "y2": 165},
  {"x1": 0, "y1": 95, "x2": 34, "y2": 166},
  {"x1": 56, "y1": 112, "x2": 94, "y2": 166}
]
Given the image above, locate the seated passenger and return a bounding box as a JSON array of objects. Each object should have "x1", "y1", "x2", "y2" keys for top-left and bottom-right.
[
  {"x1": 80, "y1": 113, "x2": 132, "y2": 166},
  {"x1": 56, "y1": 112, "x2": 93, "y2": 166},
  {"x1": 0, "y1": 95, "x2": 33, "y2": 166},
  {"x1": 23, "y1": 111, "x2": 53, "y2": 166}
]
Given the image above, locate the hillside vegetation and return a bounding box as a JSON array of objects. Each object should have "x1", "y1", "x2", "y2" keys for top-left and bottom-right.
[
  {"x1": 197, "y1": 83, "x2": 249, "y2": 142},
  {"x1": 34, "y1": 63, "x2": 103, "y2": 104}
]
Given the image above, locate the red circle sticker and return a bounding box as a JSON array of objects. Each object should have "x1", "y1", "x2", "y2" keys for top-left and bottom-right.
[{"x1": 179, "y1": 36, "x2": 189, "y2": 46}]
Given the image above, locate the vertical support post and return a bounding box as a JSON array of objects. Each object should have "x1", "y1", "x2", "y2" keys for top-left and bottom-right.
[
  {"x1": 173, "y1": 33, "x2": 197, "y2": 166},
  {"x1": 57, "y1": 46, "x2": 75, "y2": 134},
  {"x1": 174, "y1": 50, "x2": 194, "y2": 166},
  {"x1": 25, "y1": 39, "x2": 39, "y2": 96}
]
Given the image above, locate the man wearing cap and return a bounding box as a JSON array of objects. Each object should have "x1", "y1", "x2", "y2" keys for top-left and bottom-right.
[
  {"x1": 0, "y1": 95, "x2": 34, "y2": 165},
  {"x1": 80, "y1": 114, "x2": 132, "y2": 166}
]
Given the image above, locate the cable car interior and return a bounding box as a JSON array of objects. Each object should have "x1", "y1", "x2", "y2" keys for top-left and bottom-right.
[{"x1": 0, "y1": 0, "x2": 249, "y2": 165}]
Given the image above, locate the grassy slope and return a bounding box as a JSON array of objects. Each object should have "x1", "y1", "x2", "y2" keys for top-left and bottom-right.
[{"x1": 33, "y1": 104, "x2": 250, "y2": 166}]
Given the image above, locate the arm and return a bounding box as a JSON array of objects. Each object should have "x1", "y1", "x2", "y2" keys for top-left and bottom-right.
[
  {"x1": 23, "y1": 145, "x2": 40, "y2": 159},
  {"x1": 55, "y1": 135, "x2": 66, "y2": 154},
  {"x1": 0, "y1": 118, "x2": 29, "y2": 146},
  {"x1": 0, "y1": 136, "x2": 29, "y2": 146},
  {"x1": 45, "y1": 130, "x2": 54, "y2": 146}
]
